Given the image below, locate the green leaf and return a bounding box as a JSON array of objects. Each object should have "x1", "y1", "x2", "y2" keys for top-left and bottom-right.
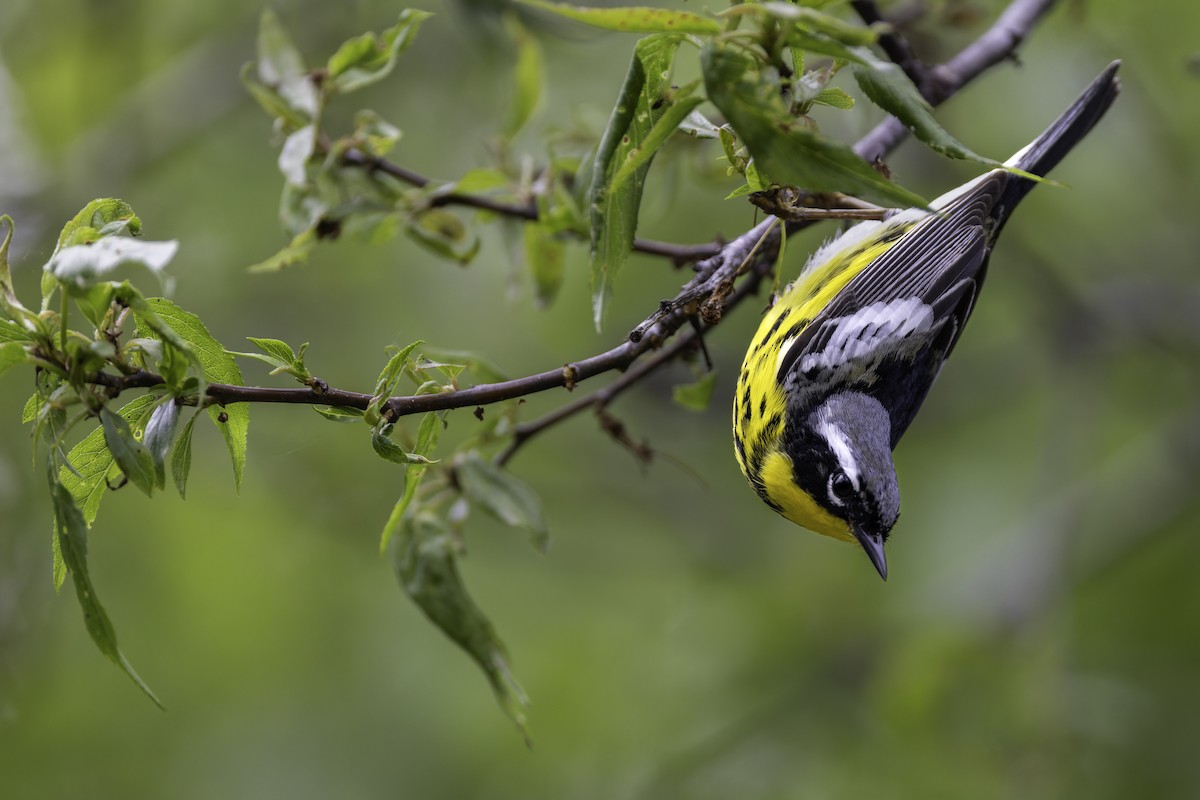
[
  {"x1": 520, "y1": 0, "x2": 720, "y2": 33},
  {"x1": 391, "y1": 512, "x2": 529, "y2": 742},
  {"x1": 100, "y1": 406, "x2": 157, "y2": 497},
  {"x1": 371, "y1": 422, "x2": 436, "y2": 466},
  {"x1": 0, "y1": 340, "x2": 30, "y2": 379},
  {"x1": 523, "y1": 222, "x2": 565, "y2": 308},
  {"x1": 812, "y1": 86, "x2": 856, "y2": 109},
  {"x1": 405, "y1": 209, "x2": 480, "y2": 265},
  {"x1": 158, "y1": 334, "x2": 190, "y2": 391},
  {"x1": 366, "y1": 339, "x2": 423, "y2": 425},
  {"x1": 456, "y1": 452, "x2": 548, "y2": 553},
  {"x1": 609, "y1": 82, "x2": 703, "y2": 191},
  {"x1": 62, "y1": 394, "x2": 159, "y2": 524},
  {"x1": 40, "y1": 201, "x2": 170, "y2": 307},
  {"x1": 52, "y1": 520, "x2": 65, "y2": 591},
  {"x1": 718, "y1": 125, "x2": 744, "y2": 173},
  {"x1": 672, "y1": 370, "x2": 718, "y2": 411},
  {"x1": 851, "y1": 62, "x2": 1021, "y2": 172},
  {"x1": 0, "y1": 214, "x2": 36, "y2": 325},
  {"x1": 53, "y1": 199, "x2": 141, "y2": 253},
  {"x1": 0, "y1": 214, "x2": 16, "y2": 300},
  {"x1": 788, "y1": 30, "x2": 868, "y2": 65},
  {"x1": 248, "y1": 228, "x2": 318, "y2": 273},
  {"x1": 230, "y1": 336, "x2": 312, "y2": 383},
  {"x1": 745, "y1": 158, "x2": 768, "y2": 191},
  {"x1": 326, "y1": 10, "x2": 432, "y2": 94},
  {"x1": 256, "y1": 9, "x2": 317, "y2": 119},
  {"x1": 420, "y1": 348, "x2": 508, "y2": 384},
  {"x1": 248, "y1": 336, "x2": 296, "y2": 363},
  {"x1": 725, "y1": 183, "x2": 755, "y2": 200},
  {"x1": 171, "y1": 409, "x2": 199, "y2": 499},
  {"x1": 504, "y1": 17, "x2": 543, "y2": 139},
  {"x1": 142, "y1": 298, "x2": 249, "y2": 491},
  {"x1": 701, "y1": 42, "x2": 927, "y2": 208},
  {"x1": 313, "y1": 405, "x2": 365, "y2": 423},
  {"x1": 91, "y1": 285, "x2": 194, "y2": 386},
  {"x1": 242, "y1": 63, "x2": 310, "y2": 130},
  {"x1": 369, "y1": 424, "x2": 408, "y2": 462},
  {"x1": 590, "y1": 34, "x2": 689, "y2": 328},
  {"x1": 142, "y1": 400, "x2": 180, "y2": 489},
  {"x1": 71, "y1": 283, "x2": 117, "y2": 331},
  {"x1": 0, "y1": 318, "x2": 32, "y2": 343},
  {"x1": 447, "y1": 168, "x2": 510, "y2": 195},
  {"x1": 22, "y1": 392, "x2": 39, "y2": 424},
  {"x1": 743, "y1": 3, "x2": 880, "y2": 46},
  {"x1": 352, "y1": 110, "x2": 402, "y2": 157},
  {"x1": 378, "y1": 412, "x2": 441, "y2": 553},
  {"x1": 374, "y1": 340, "x2": 422, "y2": 394},
  {"x1": 49, "y1": 467, "x2": 163, "y2": 709},
  {"x1": 413, "y1": 410, "x2": 441, "y2": 457}
]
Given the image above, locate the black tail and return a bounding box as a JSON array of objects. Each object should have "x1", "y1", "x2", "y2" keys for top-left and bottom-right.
[{"x1": 996, "y1": 61, "x2": 1121, "y2": 224}]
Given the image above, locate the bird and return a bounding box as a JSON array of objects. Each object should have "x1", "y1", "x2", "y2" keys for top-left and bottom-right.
[{"x1": 732, "y1": 62, "x2": 1121, "y2": 580}]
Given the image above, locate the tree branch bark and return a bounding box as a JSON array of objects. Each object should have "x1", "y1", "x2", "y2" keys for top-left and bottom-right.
[{"x1": 86, "y1": 0, "x2": 1064, "y2": 457}]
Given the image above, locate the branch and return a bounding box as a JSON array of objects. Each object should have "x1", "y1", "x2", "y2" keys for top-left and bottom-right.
[
  {"x1": 850, "y1": 0, "x2": 932, "y2": 93},
  {"x1": 341, "y1": 149, "x2": 723, "y2": 265},
  {"x1": 85, "y1": 0, "x2": 1063, "y2": 457},
  {"x1": 854, "y1": 0, "x2": 1058, "y2": 162},
  {"x1": 494, "y1": 249, "x2": 778, "y2": 467}
]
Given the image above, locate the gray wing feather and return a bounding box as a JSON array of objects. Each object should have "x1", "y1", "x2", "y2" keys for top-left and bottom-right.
[{"x1": 777, "y1": 173, "x2": 1004, "y2": 381}]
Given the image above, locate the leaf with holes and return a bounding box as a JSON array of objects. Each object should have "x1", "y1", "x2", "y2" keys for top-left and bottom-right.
[{"x1": 590, "y1": 34, "x2": 692, "y2": 328}]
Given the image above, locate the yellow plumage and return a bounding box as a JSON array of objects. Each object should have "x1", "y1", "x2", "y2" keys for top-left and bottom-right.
[
  {"x1": 731, "y1": 63, "x2": 1119, "y2": 579},
  {"x1": 733, "y1": 221, "x2": 915, "y2": 540}
]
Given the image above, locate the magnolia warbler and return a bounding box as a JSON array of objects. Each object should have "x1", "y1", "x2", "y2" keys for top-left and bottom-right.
[{"x1": 733, "y1": 62, "x2": 1121, "y2": 579}]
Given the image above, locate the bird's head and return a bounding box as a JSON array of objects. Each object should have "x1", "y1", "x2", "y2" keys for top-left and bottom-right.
[{"x1": 765, "y1": 391, "x2": 900, "y2": 580}]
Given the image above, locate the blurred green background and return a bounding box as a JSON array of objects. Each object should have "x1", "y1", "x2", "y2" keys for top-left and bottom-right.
[{"x1": 1, "y1": 0, "x2": 1197, "y2": 797}]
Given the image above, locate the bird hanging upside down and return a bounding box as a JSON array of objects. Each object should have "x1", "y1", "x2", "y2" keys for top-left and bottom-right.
[{"x1": 733, "y1": 62, "x2": 1121, "y2": 580}]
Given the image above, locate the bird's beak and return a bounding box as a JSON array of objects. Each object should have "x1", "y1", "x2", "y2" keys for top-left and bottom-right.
[{"x1": 851, "y1": 523, "x2": 888, "y2": 581}]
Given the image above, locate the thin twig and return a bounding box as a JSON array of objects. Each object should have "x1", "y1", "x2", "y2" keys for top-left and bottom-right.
[
  {"x1": 495, "y1": 317, "x2": 707, "y2": 467},
  {"x1": 627, "y1": 218, "x2": 780, "y2": 344},
  {"x1": 496, "y1": 241, "x2": 781, "y2": 467},
  {"x1": 341, "y1": 148, "x2": 722, "y2": 265}
]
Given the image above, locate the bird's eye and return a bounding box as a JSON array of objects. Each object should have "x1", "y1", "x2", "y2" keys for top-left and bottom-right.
[{"x1": 828, "y1": 471, "x2": 855, "y2": 505}]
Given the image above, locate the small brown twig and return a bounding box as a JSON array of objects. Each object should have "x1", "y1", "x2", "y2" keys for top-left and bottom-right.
[{"x1": 341, "y1": 149, "x2": 723, "y2": 265}]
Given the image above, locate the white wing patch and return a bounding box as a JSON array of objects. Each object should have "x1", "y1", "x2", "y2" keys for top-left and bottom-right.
[{"x1": 798, "y1": 297, "x2": 935, "y2": 374}]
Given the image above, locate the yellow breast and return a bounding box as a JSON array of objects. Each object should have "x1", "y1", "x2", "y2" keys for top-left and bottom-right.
[{"x1": 733, "y1": 222, "x2": 912, "y2": 539}]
